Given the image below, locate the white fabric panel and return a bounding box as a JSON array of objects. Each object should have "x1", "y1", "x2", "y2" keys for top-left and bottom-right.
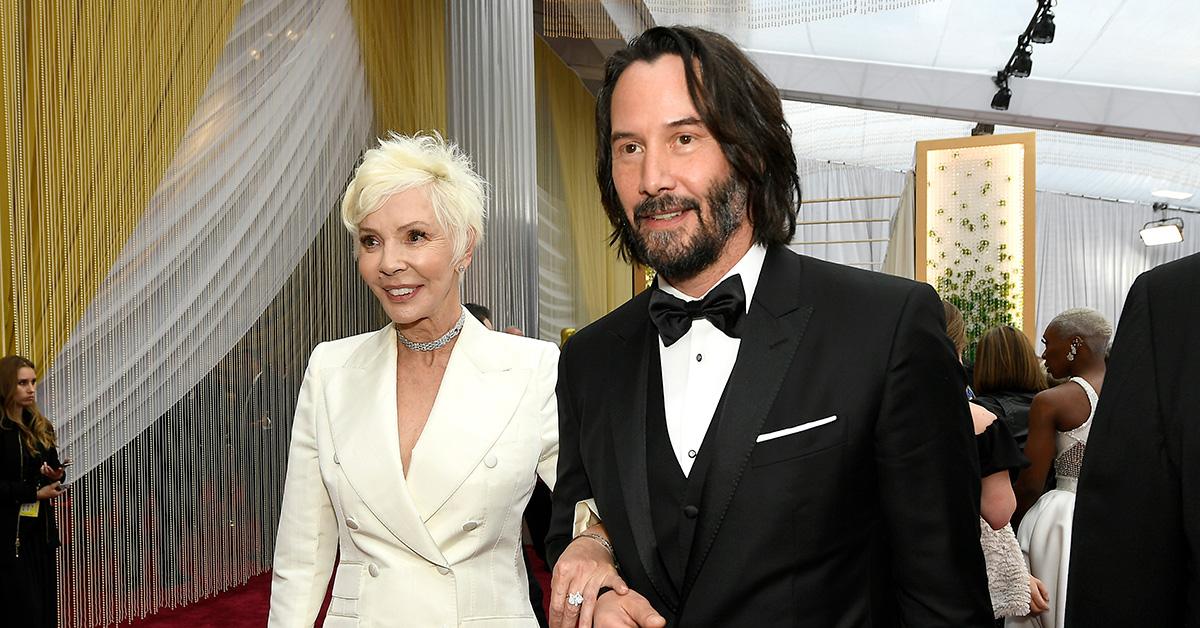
[
  {"x1": 1034, "y1": 192, "x2": 1200, "y2": 342},
  {"x1": 447, "y1": 1, "x2": 540, "y2": 335},
  {"x1": 790, "y1": 159, "x2": 907, "y2": 269},
  {"x1": 881, "y1": 170, "x2": 916, "y2": 278},
  {"x1": 41, "y1": 0, "x2": 374, "y2": 479}
]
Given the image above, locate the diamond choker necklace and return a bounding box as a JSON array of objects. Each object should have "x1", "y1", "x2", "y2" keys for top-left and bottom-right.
[{"x1": 397, "y1": 307, "x2": 467, "y2": 352}]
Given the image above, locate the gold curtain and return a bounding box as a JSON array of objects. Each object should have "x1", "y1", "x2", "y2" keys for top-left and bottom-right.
[
  {"x1": 534, "y1": 37, "x2": 631, "y2": 322},
  {"x1": 0, "y1": 0, "x2": 241, "y2": 368},
  {"x1": 349, "y1": 0, "x2": 446, "y2": 137}
]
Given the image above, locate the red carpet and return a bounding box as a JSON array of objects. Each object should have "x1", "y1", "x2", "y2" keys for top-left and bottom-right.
[{"x1": 123, "y1": 547, "x2": 552, "y2": 627}]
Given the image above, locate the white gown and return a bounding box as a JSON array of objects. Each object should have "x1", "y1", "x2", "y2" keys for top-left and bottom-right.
[{"x1": 1006, "y1": 376, "x2": 1098, "y2": 628}]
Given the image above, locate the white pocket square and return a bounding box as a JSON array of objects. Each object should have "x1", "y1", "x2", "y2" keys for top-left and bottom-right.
[{"x1": 756, "y1": 415, "x2": 838, "y2": 443}]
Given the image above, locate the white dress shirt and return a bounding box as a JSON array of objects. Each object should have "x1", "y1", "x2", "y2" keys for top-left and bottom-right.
[{"x1": 657, "y1": 244, "x2": 766, "y2": 476}]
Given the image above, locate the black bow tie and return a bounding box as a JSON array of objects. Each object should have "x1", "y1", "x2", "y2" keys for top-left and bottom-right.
[{"x1": 648, "y1": 275, "x2": 747, "y2": 347}]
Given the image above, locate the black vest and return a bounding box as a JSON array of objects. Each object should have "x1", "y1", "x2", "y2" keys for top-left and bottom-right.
[{"x1": 645, "y1": 349, "x2": 727, "y2": 592}]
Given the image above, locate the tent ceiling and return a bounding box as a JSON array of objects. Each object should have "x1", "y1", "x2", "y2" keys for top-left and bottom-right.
[{"x1": 637, "y1": 0, "x2": 1200, "y2": 145}]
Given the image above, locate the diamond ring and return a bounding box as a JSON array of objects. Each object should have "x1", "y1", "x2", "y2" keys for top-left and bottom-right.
[{"x1": 567, "y1": 591, "x2": 584, "y2": 607}]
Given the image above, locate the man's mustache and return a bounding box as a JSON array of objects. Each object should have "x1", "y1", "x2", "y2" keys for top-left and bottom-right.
[{"x1": 633, "y1": 194, "x2": 700, "y2": 220}]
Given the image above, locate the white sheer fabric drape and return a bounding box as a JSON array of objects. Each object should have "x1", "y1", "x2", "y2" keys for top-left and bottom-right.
[
  {"x1": 1035, "y1": 192, "x2": 1200, "y2": 339},
  {"x1": 41, "y1": 0, "x2": 373, "y2": 479},
  {"x1": 790, "y1": 159, "x2": 907, "y2": 270}
]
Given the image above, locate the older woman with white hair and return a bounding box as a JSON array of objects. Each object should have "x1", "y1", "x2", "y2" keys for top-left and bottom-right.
[
  {"x1": 1007, "y1": 307, "x2": 1112, "y2": 628},
  {"x1": 269, "y1": 133, "x2": 621, "y2": 627}
]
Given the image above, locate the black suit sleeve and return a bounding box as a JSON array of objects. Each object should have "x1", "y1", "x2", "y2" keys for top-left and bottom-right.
[
  {"x1": 874, "y1": 283, "x2": 992, "y2": 626},
  {"x1": 545, "y1": 338, "x2": 591, "y2": 567},
  {"x1": 1066, "y1": 271, "x2": 1191, "y2": 626}
]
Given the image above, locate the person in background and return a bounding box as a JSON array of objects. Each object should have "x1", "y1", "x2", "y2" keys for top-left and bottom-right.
[
  {"x1": 1008, "y1": 308, "x2": 1112, "y2": 628},
  {"x1": 942, "y1": 304, "x2": 1048, "y2": 622},
  {"x1": 972, "y1": 325, "x2": 1049, "y2": 451},
  {"x1": 465, "y1": 302, "x2": 494, "y2": 330},
  {"x1": 1067, "y1": 253, "x2": 1200, "y2": 626},
  {"x1": 0, "y1": 355, "x2": 67, "y2": 628}
]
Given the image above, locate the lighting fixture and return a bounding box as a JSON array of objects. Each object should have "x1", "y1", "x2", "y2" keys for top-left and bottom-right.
[
  {"x1": 991, "y1": 73, "x2": 1011, "y2": 111},
  {"x1": 988, "y1": 1, "x2": 1054, "y2": 108},
  {"x1": 1140, "y1": 217, "x2": 1184, "y2": 246},
  {"x1": 1152, "y1": 190, "x2": 1194, "y2": 201},
  {"x1": 1031, "y1": 10, "x2": 1055, "y2": 44},
  {"x1": 1011, "y1": 47, "x2": 1033, "y2": 77}
]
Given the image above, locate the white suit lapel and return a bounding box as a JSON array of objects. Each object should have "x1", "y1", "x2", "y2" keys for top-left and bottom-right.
[
  {"x1": 326, "y1": 325, "x2": 448, "y2": 567},
  {"x1": 405, "y1": 316, "x2": 531, "y2": 522}
]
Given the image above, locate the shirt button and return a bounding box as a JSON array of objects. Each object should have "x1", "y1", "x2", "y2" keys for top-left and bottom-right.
[
  {"x1": 683, "y1": 505, "x2": 699, "y2": 518},
  {"x1": 462, "y1": 521, "x2": 479, "y2": 532},
  {"x1": 687, "y1": 449, "x2": 697, "y2": 459},
  {"x1": 368, "y1": 563, "x2": 380, "y2": 577},
  {"x1": 345, "y1": 517, "x2": 359, "y2": 530},
  {"x1": 696, "y1": 353, "x2": 703, "y2": 362},
  {"x1": 484, "y1": 454, "x2": 498, "y2": 468},
  {"x1": 333, "y1": 452, "x2": 340, "y2": 464},
  {"x1": 437, "y1": 566, "x2": 451, "y2": 575}
]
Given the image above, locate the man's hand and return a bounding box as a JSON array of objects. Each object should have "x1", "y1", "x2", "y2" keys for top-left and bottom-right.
[
  {"x1": 550, "y1": 531, "x2": 628, "y2": 628},
  {"x1": 593, "y1": 588, "x2": 666, "y2": 628}
]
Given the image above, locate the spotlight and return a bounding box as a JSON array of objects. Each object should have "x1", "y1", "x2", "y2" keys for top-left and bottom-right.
[
  {"x1": 1031, "y1": 11, "x2": 1055, "y2": 43},
  {"x1": 1011, "y1": 47, "x2": 1033, "y2": 77},
  {"x1": 1140, "y1": 217, "x2": 1184, "y2": 246},
  {"x1": 991, "y1": 72, "x2": 1011, "y2": 111},
  {"x1": 971, "y1": 122, "x2": 995, "y2": 136}
]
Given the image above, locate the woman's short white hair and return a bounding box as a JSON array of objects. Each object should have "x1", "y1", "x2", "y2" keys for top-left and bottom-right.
[
  {"x1": 341, "y1": 131, "x2": 487, "y2": 264},
  {"x1": 1049, "y1": 307, "x2": 1113, "y2": 355}
]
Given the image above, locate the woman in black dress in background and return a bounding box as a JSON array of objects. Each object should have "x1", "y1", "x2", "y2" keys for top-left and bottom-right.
[{"x1": 1, "y1": 356, "x2": 66, "y2": 627}]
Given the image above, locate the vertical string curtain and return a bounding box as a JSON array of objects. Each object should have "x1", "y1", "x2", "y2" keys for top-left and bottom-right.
[
  {"x1": 446, "y1": 1, "x2": 541, "y2": 335},
  {"x1": 348, "y1": 0, "x2": 446, "y2": 136},
  {"x1": 534, "y1": 37, "x2": 633, "y2": 340},
  {"x1": 2, "y1": 0, "x2": 380, "y2": 624},
  {"x1": 0, "y1": 0, "x2": 240, "y2": 367}
]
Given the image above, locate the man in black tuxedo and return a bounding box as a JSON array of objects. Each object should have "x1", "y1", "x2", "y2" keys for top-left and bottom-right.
[
  {"x1": 1066, "y1": 252, "x2": 1200, "y2": 626},
  {"x1": 545, "y1": 26, "x2": 991, "y2": 627}
]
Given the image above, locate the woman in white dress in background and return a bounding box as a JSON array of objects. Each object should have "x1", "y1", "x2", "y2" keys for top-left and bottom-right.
[{"x1": 1007, "y1": 308, "x2": 1112, "y2": 628}]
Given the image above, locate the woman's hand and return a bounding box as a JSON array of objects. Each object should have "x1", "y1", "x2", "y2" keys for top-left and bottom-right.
[
  {"x1": 36, "y1": 481, "x2": 66, "y2": 501},
  {"x1": 1028, "y1": 575, "x2": 1050, "y2": 615},
  {"x1": 550, "y1": 527, "x2": 629, "y2": 628},
  {"x1": 40, "y1": 461, "x2": 65, "y2": 482}
]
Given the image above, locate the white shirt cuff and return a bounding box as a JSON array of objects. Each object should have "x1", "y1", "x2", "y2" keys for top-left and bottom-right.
[{"x1": 572, "y1": 498, "x2": 601, "y2": 538}]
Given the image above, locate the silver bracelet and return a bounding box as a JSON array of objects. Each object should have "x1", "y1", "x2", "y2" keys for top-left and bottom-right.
[{"x1": 577, "y1": 532, "x2": 616, "y2": 559}]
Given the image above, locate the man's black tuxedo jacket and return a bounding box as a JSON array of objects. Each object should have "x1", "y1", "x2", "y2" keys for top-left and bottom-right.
[
  {"x1": 547, "y1": 246, "x2": 992, "y2": 627},
  {"x1": 1067, "y1": 252, "x2": 1200, "y2": 626}
]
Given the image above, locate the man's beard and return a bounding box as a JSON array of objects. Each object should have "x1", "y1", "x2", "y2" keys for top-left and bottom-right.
[{"x1": 623, "y1": 176, "x2": 747, "y2": 283}]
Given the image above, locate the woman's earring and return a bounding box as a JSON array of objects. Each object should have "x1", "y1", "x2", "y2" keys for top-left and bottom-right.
[{"x1": 457, "y1": 265, "x2": 465, "y2": 273}]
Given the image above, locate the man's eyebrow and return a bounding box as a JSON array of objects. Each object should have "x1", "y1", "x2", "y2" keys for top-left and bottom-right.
[
  {"x1": 666, "y1": 116, "x2": 704, "y2": 128},
  {"x1": 611, "y1": 117, "x2": 706, "y2": 143}
]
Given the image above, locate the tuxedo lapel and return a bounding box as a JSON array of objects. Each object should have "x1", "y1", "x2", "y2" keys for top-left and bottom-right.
[
  {"x1": 405, "y1": 317, "x2": 530, "y2": 521},
  {"x1": 605, "y1": 292, "x2": 681, "y2": 610},
  {"x1": 682, "y1": 246, "x2": 814, "y2": 596},
  {"x1": 325, "y1": 326, "x2": 447, "y2": 567}
]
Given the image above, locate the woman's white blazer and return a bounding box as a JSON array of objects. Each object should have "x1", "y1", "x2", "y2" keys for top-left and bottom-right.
[{"x1": 269, "y1": 314, "x2": 559, "y2": 627}]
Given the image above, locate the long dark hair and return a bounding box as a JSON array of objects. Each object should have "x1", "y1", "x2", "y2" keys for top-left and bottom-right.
[{"x1": 595, "y1": 26, "x2": 800, "y2": 261}]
